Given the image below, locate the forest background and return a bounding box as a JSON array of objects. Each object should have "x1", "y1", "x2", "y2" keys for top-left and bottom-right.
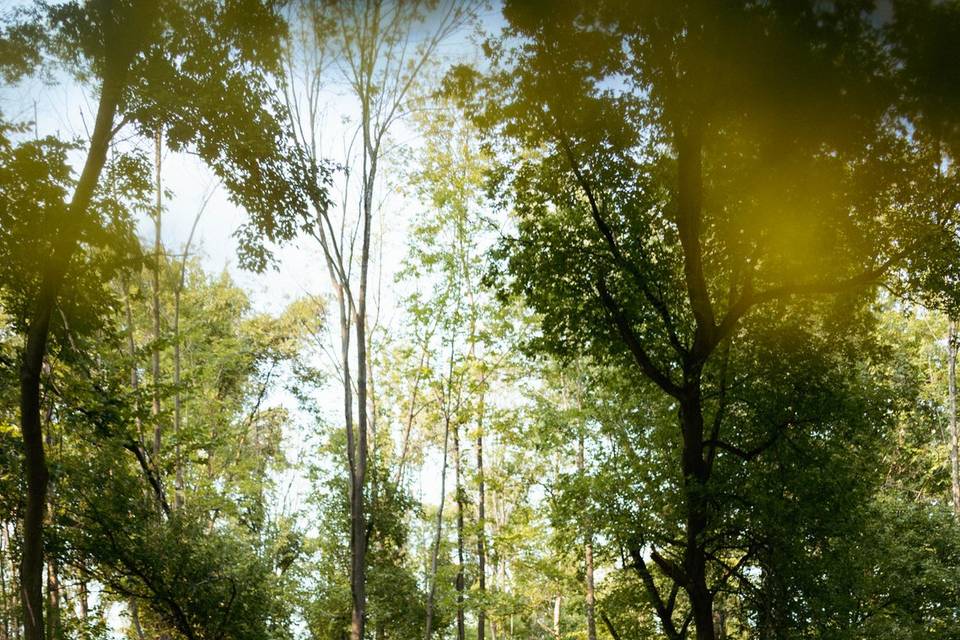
[{"x1": 1, "y1": 2, "x2": 960, "y2": 640}]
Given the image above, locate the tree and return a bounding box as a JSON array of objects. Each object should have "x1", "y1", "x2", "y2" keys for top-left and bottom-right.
[
  {"x1": 0, "y1": 2, "x2": 314, "y2": 637},
  {"x1": 284, "y1": 2, "x2": 472, "y2": 637},
  {"x1": 50, "y1": 251, "x2": 309, "y2": 640},
  {"x1": 455, "y1": 2, "x2": 960, "y2": 637}
]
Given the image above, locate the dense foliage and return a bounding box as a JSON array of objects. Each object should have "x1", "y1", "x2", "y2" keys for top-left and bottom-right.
[{"x1": 0, "y1": 2, "x2": 959, "y2": 640}]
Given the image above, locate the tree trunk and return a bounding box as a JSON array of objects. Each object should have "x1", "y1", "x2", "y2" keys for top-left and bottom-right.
[
  {"x1": 151, "y1": 128, "x2": 163, "y2": 459},
  {"x1": 1, "y1": 525, "x2": 9, "y2": 640},
  {"x1": 757, "y1": 557, "x2": 787, "y2": 640},
  {"x1": 949, "y1": 318, "x2": 959, "y2": 515},
  {"x1": 680, "y1": 386, "x2": 714, "y2": 640},
  {"x1": 129, "y1": 600, "x2": 146, "y2": 640},
  {"x1": 339, "y1": 279, "x2": 364, "y2": 640},
  {"x1": 44, "y1": 420, "x2": 60, "y2": 640},
  {"x1": 19, "y1": 281, "x2": 54, "y2": 640},
  {"x1": 173, "y1": 286, "x2": 184, "y2": 509},
  {"x1": 578, "y1": 436, "x2": 597, "y2": 640},
  {"x1": 350, "y1": 143, "x2": 373, "y2": 640},
  {"x1": 19, "y1": 62, "x2": 125, "y2": 640},
  {"x1": 78, "y1": 580, "x2": 87, "y2": 621},
  {"x1": 453, "y1": 420, "x2": 465, "y2": 640},
  {"x1": 44, "y1": 559, "x2": 59, "y2": 640},
  {"x1": 424, "y1": 413, "x2": 451, "y2": 640},
  {"x1": 145, "y1": 156, "x2": 174, "y2": 640},
  {"x1": 124, "y1": 283, "x2": 144, "y2": 444},
  {"x1": 713, "y1": 606, "x2": 726, "y2": 639},
  {"x1": 676, "y1": 120, "x2": 714, "y2": 640},
  {"x1": 349, "y1": 10, "x2": 382, "y2": 631},
  {"x1": 476, "y1": 405, "x2": 486, "y2": 640}
]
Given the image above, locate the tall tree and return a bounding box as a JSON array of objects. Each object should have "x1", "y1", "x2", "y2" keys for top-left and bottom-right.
[
  {"x1": 456, "y1": 2, "x2": 960, "y2": 637},
  {"x1": 0, "y1": 2, "x2": 314, "y2": 636},
  {"x1": 285, "y1": 2, "x2": 471, "y2": 637}
]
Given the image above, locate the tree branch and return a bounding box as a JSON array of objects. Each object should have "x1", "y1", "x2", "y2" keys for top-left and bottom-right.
[
  {"x1": 556, "y1": 131, "x2": 687, "y2": 356},
  {"x1": 629, "y1": 546, "x2": 683, "y2": 640},
  {"x1": 716, "y1": 252, "x2": 902, "y2": 346},
  {"x1": 600, "y1": 611, "x2": 623, "y2": 640},
  {"x1": 596, "y1": 278, "x2": 682, "y2": 398},
  {"x1": 123, "y1": 441, "x2": 171, "y2": 517}
]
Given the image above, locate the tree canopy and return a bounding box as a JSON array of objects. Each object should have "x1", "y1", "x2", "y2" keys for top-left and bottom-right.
[{"x1": 0, "y1": 2, "x2": 959, "y2": 640}]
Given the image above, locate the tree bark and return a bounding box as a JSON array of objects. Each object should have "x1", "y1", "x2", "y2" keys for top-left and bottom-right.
[
  {"x1": 129, "y1": 599, "x2": 146, "y2": 640},
  {"x1": 350, "y1": 106, "x2": 373, "y2": 640},
  {"x1": 578, "y1": 436, "x2": 597, "y2": 640},
  {"x1": 424, "y1": 413, "x2": 451, "y2": 640},
  {"x1": 476, "y1": 403, "x2": 486, "y2": 640},
  {"x1": 757, "y1": 556, "x2": 787, "y2": 640},
  {"x1": 1, "y1": 525, "x2": 9, "y2": 640},
  {"x1": 949, "y1": 318, "x2": 959, "y2": 515},
  {"x1": 44, "y1": 558, "x2": 59, "y2": 640},
  {"x1": 124, "y1": 283, "x2": 144, "y2": 444},
  {"x1": 44, "y1": 416, "x2": 60, "y2": 640},
  {"x1": 349, "y1": 4, "x2": 383, "y2": 633},
  {"x1": 676, "y1": 122, "x2": 714, "y2": 640},
  {"x1": 78, "y1": 580, "x2": 87, "y2": 621},
  {"x1": 172, "y1": 288, "x2": 184, "y2": 509},
  {"x1": 453, "y1": 420, "x2": 465, "y2": 640},
  {"x1": 552, "y1": 594, "x2": 561, "y2": 638},
  {"x1": 680, "y1": 388, "x2": 714, "y2": 640},
  {"x1": 151, "y1": 128, "x2": 163, "y2": 460},
  {"x1": 339, "y1": 278, "x2": 364, "y2": 640}
]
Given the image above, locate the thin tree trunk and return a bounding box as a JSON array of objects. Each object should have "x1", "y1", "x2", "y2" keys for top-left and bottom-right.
[
  {"x1": 713, "y1": 606, "x2": 726, "y2": 639},
  {"x1": 77, "y1": 580, "x2": 87, "y2": 621},
  {"x1": 124, "y1": 282, "x2": 144, "y2": 444},
  {"x1": 757, "y1": 559, "x2": 784, "y2": 640},
  {"x1": 173, "y1": 285, "x2": 184, "y2": 509},
  {"x1": 19, "y1": 59, "x2": 126, "y2": 640},
  {"x1": 453, "y1": 420, "x2": 465, "y2": 640},
  {"x1": 476, "y1": 403, "x2": 486, "y2": 640},
  {"x1": 151, "y1": 128, "x2": 163, "y2": 459},
  {"x1": 350, "y1": 170, "x2": 372, "y2": 640},
  {"x1": 424, "y1": 413, "x2": 451, "y2": 640},
  {"x1": 44, "y1": 559, "x2": 59, "y2": 640},
  {"x1": 349, "y1": 5, "x2": 382, "y2": 632},
  {"x1": 44, "y1": 418, "x2": 60, "y2": 640},
  {"x1": 494, "y1": 552, "x2": 507, "y2": 640},
  {"x1": 578, "y1": 436, "x2": 597, "y2": 640},
  {"x1": 1, "y1": 525, "x2": 9, "y2": 640},
  {"x1": 171, "y1": 189, "x2": 214, "y2": 510},
  {"x1": 336, "y1": 265, "x2": 365, "y2": 640},
  {"x1": 129, "y1": 600, "x2": 146, "y2": 640},
  {"x1": 949, "y1": 318, "x2": 959, "y2": 515},
  {"x1": 600, "y1": 612, "x2": 622, "y2": 640}
]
